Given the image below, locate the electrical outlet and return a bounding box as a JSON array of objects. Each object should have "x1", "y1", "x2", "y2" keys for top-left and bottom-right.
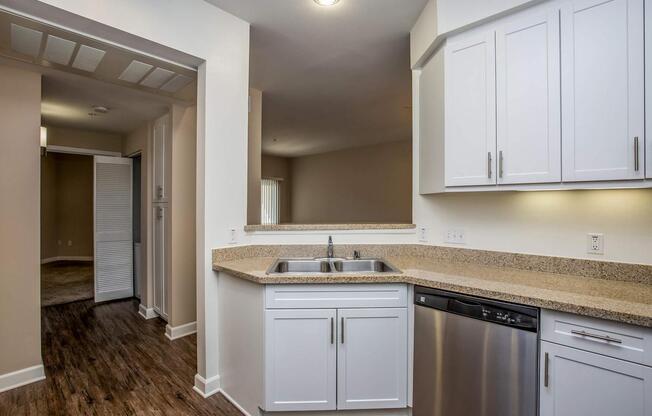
[
  {"x1": 229, "y1": 228, "x2": 237, "y2": 244},
  {"x1": 445, "y1": 229, "x2": 466, "y2": 245},
  {"x1": 418, "y1": 227, "x2": 428, "y2": 242},
  {"x1": 67, "y1": 240, "x2": 73, "y2": 247},
  {"x1": 587, "y1": 233, "x2": 604, "y2": 255}
]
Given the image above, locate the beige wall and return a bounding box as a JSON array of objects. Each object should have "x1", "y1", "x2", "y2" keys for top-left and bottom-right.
[
  {"x1": 40, "y1": 153, "x2": 94, "y2": 260},
  {"x1": 46, "y1": 126, "x2": 123, "y2": 153},
  {"x1": 169, "y1": 105, "x2": 197, "y2": 327},
  {"x1": 0, "y1": 65, "x2": 42, "y2": 375},
  {"x1": 262, "y1": 155, "x2": 292, "y2": 224},
  {"x1": 248, "y1": 89, "x2": 262, "y2": 225},
  {"x1": 123, "y1": 122, "x2": 152, "y2": 304},
  {"x1": 290, "y1": 141, "x2": 413, "y2": 224}
]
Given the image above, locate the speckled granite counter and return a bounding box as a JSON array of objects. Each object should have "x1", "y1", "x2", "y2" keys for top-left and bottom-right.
[{"x1": 212, "y1": 245, "x2": 652, "y2": 328}]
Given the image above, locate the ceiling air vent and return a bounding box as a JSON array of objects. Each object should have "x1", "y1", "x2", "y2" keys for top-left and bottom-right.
[
  {"x1": 118, "y1": 60, "x2": 153, "y2": 83},
  {"x1": 43, "y1": 35, "x2": 76, "y2": 65},
  {"x1": 72, "y1": 45, "x2": 106, "y2": 72},
  {"x1": 139, "y1": 67, "x2": 175, "y2": 89},
  {"x1": 10, "y1": 24, "x2": 43, "y2": 58}
]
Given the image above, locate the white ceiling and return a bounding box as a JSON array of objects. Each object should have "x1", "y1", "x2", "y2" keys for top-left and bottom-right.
[{"x1": 205, "y1": 0, "x2": 427, "y2": 157}]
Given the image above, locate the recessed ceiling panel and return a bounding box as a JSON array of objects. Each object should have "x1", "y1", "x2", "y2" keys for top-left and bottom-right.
[
  {"x1": 10, "y1": 23, "x2": 42, "y2": 58},
  {"x1": 160, "y1": 74, "x2": 193, "y2": 93},
  {"x1": 118, "y1": 60, "x2": 153, "y2": 83},
  {"x1": 43, "y1": 35, "x2": 76, "y2": 65},
  {"x1": 139, "y1": 67, "x2": 175, "y2": 89},
  {"x1": 71, "y1": 44, "x2": 106, "y2": 72}
]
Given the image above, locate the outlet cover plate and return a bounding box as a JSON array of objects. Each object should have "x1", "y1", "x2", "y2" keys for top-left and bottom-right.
[
  {"x1": 445, "y1": 229, "x2": 466, "y2": 245},
  {"x1": 587, "y1": 233, "x2": 604, "y2": 255},
  {"x1": 418, "y1": 227, "x2": 428, "y2": 242}
]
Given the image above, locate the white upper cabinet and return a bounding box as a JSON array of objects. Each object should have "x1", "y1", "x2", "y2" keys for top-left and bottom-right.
[
  {"x1": 337, "y1": 308, "x2": 407, "y2": 410},
  {"x1": 152, "y1": 114, "x2": 169, "y2": 202},
  {"x1": 264, "y1": 309, "x2": 337, "y2": 412},
  {"x1": 561, "y1": 0, "x2": 644, "y2": 181},
  {"x1": 496, "y1": 9, "x2": 561, "y2": 184},
  {"x1": 646, "y1": 0, "x2": 652, "y2": 179},
  {"x1": 444, "y1": 32, "x2": 497, "y2": 186}
]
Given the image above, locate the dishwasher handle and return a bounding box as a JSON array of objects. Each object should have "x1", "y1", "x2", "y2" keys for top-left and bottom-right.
[{"x1": 448, "y1": 298, "x2": 484, "y2": 318}]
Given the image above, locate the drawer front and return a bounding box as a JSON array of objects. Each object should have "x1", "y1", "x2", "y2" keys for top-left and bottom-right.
[
  {"x1": 265, "y1": 284, "x2": 408, "y2": 309},
  {"x1": 541, "y1": 310, "x2": 652, "y2": 366}
]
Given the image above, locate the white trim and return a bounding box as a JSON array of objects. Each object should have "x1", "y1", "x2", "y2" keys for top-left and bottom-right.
[
  {"x1": 219, "y1": 389, "x2": 254, "y2": 416},
  {"x1": 193, "y1": 373, "x2": 221, "y2": 398},
  {"x1": 46, "y1": 145, "x2": 121, "y2": 157},
  {"x1": 138, "y1": 304, "x2": 159, "y2": 320},
  {"x1": 40, "y1": 256, "x2": 93, "y2": 264},
  {"x1": 165, "y1": 321, "x2": 197, "y2": 340},
  {"x1": 0, "y1": 364, "x2": 45, "y2": 393}
]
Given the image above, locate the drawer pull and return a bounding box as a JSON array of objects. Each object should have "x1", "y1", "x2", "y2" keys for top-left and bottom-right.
[{"x1": 570, "y1": 329, "x2": 622, "y2": 344}]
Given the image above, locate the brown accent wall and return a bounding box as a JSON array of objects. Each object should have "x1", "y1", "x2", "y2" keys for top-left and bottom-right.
[
  {"x1": 40, "y1": 153, "x2": 94, "y2": 260},
  {"x1": 0, "y1": 65, "x2": 42, "y2": 374},
  {"x1": 45, "y1": 126, "x2": 123, "y2": 152},
  {"x1": 290, "y1": 141, "x2": 412, "y2": 224}
]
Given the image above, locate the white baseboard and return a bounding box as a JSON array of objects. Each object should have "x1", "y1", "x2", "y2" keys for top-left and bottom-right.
[
  {"x1": 138, "y1": 304, "x2": 158, "y2": 320},
  {"x1": 165, "y1": 321, "x2": 197, "y2": 340},
  {"x1": 41, "y1": 256, "x2": 93, "y2": 264},
  {"x1": 219, "y1": 388, "x2": 254, "y2": 416},
  {"x1": 0, "y1": 364, "x2": 46, "y2": 393},
  {"x1": 193, "y1": 373, "x2": 220, "y2": 398}
]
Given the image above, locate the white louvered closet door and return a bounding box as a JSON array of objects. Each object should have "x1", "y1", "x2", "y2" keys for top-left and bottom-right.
[{"x1": 94, "y1": 156, "x2": 133, "y2": 303}]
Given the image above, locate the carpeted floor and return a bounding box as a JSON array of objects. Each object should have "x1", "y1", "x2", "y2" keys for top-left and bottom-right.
[{"x1": 41, "y1": 261, "x2": 94, "y2": 307}]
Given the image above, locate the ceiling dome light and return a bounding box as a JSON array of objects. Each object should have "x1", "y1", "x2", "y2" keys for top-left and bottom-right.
[{"x1": 314, "y1": 0, "x2": 340, "y2": 6}]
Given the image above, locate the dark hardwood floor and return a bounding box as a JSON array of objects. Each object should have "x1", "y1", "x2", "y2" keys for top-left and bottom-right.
[{"x1": 0, "y1": 299, "x2": 243, "y2": 415}]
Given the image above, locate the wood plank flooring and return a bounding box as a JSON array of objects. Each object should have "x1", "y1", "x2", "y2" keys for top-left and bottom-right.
[
  {"x1": 41, "y1": 261, "x2": 94, "y2": 307},
  {"x1": 0, "y1": 299, "x2": 243, "y2": 415}
]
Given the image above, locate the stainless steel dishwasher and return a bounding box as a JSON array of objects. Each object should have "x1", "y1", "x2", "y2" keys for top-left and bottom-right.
[{"x1": 413, "y1": 286, "x2": 539, "y2": 416}]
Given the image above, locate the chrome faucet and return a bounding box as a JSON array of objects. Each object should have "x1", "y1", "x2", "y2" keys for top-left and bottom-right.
[{"x1": 327, "y1": 236, "x2": 334, "y2": 259}]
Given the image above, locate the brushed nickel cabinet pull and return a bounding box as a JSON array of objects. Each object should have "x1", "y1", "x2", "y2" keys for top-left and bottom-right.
[
  {"x1": 330, "y1": 317, "x2": 334, "y2": 344},
  {"x1": 499, "y1": 150, "x2": 504, "y2": 178},
  {"x1": 488, "y1": 152, "x2": 493, "y2": 178},
  {"x1": 571, "y1": 329, "x2": 623, "y2": 344},
  {"x1": 341, "y1": 317, "x2": 345, "y2": 344},
  {"x1": 634, "y1": 137, "x2": 639, "y2": 172},
  {"x1": 544, "y1": 352, "x2": 549, "y2": 388}
]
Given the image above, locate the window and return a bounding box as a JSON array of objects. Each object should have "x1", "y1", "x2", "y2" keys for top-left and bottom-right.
[{"x1": 261, "y1": 178, "x2": 280, "y2": 224}]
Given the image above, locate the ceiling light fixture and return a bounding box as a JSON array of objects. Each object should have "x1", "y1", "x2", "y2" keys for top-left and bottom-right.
[{"x1": 314, "y1": 0, "x2": 340, "y2": 6}]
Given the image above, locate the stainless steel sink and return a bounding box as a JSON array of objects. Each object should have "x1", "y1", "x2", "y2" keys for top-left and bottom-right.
[{"x1": 267, "y1": 257, "x2": 399, "y2": 274}]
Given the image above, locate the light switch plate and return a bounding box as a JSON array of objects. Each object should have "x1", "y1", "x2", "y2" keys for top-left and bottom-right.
[{"x1": 418, "y1": 227, "x2": 428, "y2": 242}]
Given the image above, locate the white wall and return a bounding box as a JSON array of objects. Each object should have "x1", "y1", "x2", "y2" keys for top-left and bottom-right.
[{"x1": 0, "y1": 0, "x2": 250, "y2": 397}]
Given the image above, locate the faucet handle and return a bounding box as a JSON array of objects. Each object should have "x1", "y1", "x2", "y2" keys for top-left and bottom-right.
[{"x1": 353, "y1": 250, "x2": 361, "y2": 260}]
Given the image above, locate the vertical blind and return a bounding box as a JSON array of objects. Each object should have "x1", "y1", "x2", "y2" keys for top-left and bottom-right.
[{"x1": 261, "y1": 178, "x2": 280, "y2": 225}]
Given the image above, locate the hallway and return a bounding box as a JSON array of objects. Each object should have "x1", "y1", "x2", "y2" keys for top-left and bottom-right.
[
  {"x1": 0, "y1": 299, "x2": 242, "y2": 415},
  {"x1": 41, "y1": 261, "x2": 94, "y2": 307}
]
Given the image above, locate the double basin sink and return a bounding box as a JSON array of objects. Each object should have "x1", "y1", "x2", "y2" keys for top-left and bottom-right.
[{"x1": 267, "y1": 257, "x2": 399, "y2": 274}]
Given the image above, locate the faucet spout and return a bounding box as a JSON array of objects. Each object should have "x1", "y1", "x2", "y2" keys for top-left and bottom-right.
[{"x1": 327, "y1": 236, "x2": 334, "y2": 259}]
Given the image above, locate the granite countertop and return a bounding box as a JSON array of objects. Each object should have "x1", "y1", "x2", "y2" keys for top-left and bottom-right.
[{"x1": 213, "y1": 254, "x2": 652, "y2": 328}]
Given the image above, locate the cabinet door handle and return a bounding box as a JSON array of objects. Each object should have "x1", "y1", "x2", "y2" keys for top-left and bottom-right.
[
  {"x1": 341, "y1": 317, "x2": 345, "y2": 344},
  {"x1": 330, "y1": 317, "x2": 334, "y2": 344},
  {"x1": 157, "y1": 185, "x2": 164, "y2": 199},
  {"x1": 498, "y1": 150, "x2": 504, "y2": 178},
  {"x1": 570, "y1": 329, "x2": 623, "y2": 344},
  {"x1": 544, "y1": 352, "x2": 549, "y2": 388},
  {"x1": 634, "y1": 137, "x2": 639, "y2": 172},
  {"x1": 487, "y1": 152, "x2": 493, "y2": 178}
]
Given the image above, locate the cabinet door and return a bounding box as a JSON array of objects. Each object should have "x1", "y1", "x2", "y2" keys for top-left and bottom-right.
[
  {"x1": 152, "y1": 114, "x2": 169, "y2": 202},
  {"x1": 496, "y1": 9, "x2": 561, "y2": 184},
  {"x1": 646, "y1": 0, "x2": 652, "y2": 179},
  {"x1": 152, "y1": 205, "x2": 167, "y2": 319},
  {"x1": 444, "y1": 32, "x2": 497, "y2": 187},
  {"x1": 264, "y1": 309, "x2": 336, "y2": 412},
  {"x1": 561, "y1": 0, "x2": 644, "y2": 181},
  {"x1": 540, "y1": 341, "x2": 652, "y2": 416},
  {"x1": 337, "y1": 308, "x2": 407, "y2": 410}
]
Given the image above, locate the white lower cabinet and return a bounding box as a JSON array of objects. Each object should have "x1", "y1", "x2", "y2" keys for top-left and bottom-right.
[
  {"x1": 337, "y1": 308, "x2": 408, "y2": 410},
  {"x1": 263, "y1": 284, "x2": 408, "y2": 413},
  {"x1": 264, "y1": 309, "x2": 337, "y2": 412},
  {"x1": 540, "y1": 341, "x2": 652, "y2": 416}
]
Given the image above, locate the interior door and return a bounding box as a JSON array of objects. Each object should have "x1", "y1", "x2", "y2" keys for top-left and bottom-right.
[
  {"x1": 337, "y1": 308, "x2": 407, "y2": 410},
  {"x1": 540, "y1": 341, "x2": 652, "y2": 416},
  {"x1": 561, "y1": 0, "x2": 644, "y2": 181},
  {"x1": 496, "y1": 9, "x2": 561, "y2": 184},
  {"x1": 94, "y1": 156, "x2": 133, "y2": 302},
  {"x1": 444, "y1": 31, "x2": 497, "y2": 187}
]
